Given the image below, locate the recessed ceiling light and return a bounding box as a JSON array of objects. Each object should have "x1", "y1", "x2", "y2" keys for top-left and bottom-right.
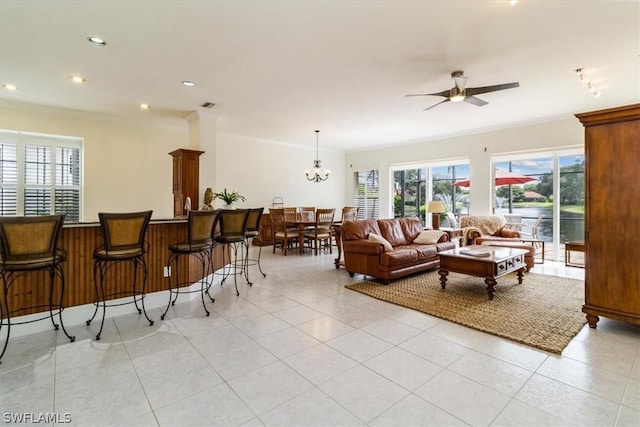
[
  {"x1": 139, "y1": 104, "x2": 150, "y2": 110},
  {"x1": 87, "y1": 36, "x2": 106, "y2": 46},
  {"x1": 2, "y1": 84, "x2": 18, "y2": 91},
  {"x1": 71, "y1": 76, "x2": 86, "y2": 84},
  {"x1": 182, "y1": 81, "x2": 196, "y2": 87}
]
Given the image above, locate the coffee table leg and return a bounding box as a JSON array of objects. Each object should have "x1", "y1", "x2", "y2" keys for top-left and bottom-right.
[
  {"x1": 438, "y1": 269, "x2": 449, "y2": 289},
  {"x1": 517, "y1": 268, "x2": 524, "y2": 284},
  {"x1": 484, "y1": 278, "x2": 497, "y2": 300}
]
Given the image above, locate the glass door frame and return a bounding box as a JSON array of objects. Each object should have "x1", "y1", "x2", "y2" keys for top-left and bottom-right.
[{"x1": 492, "y1": 147, "x2": 584, "y2": 262}]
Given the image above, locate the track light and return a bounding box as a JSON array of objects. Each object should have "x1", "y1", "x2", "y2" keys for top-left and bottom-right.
[{"x1": 575, "y1": 68, "x2": 601, "y2": 98}]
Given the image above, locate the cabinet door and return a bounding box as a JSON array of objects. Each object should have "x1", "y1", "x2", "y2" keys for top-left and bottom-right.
[{"x1": 578, "y1": 104, "x2": 640, "y2": 327}]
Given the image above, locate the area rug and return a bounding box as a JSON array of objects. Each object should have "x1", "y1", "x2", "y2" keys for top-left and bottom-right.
[{"x1": 345, "y1": 271, "x2": 586, "y2": 354}]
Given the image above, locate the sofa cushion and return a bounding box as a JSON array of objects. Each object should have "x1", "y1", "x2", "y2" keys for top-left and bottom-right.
[
  {"x1": 342, "y1": 218, "x2": 380, "y2": 241},
  {"x1": 377, "y1": 218, "x2": 408, "y2": 246},
  {"x1": 413, "y1": 230, "x2": 445, "y2": 244},
  {"x1": 399, "y1": 217, "x2": 424, "y2": 242},
  {"x1": 368, "y1": 232, "x2": 393, "y2": 251},
  {"x1": 411, "y1": 244, "x2": 438, "y2": 260},
  {"x1": 380, "y1": 248, "x2": 418, "y2": 266}
]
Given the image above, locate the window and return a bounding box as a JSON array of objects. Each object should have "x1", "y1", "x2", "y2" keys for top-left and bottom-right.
[
  {"x1": 392, "y1": 162, "x2": 469, "y2": 226},
  {"x1": 393, "y1": 168, "x2": 427, "y2": 222},
  {"x1": 354, "y1": 170, "x2": 379, "y2": 219},
  {"x1": 0, "y1": 130, "x2": 82, "y2": 222},
  {"x1": 432, "y1": 164, "x2": 470, "y2": 221}
]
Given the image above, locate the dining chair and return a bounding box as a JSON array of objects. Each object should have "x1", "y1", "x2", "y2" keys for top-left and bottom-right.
[
  {"x1": 87, "y1": 210, "x2": 154, "y2": 340},
  {"x1": 341, "y1": 206, "x2": 359, "y2": 222},
  {"x1": 0, "y1": 214, "x2": 75, "y2": 362},
  {"x1": 269, "y1": 208, "x2": 297, "y2": 256},
  {"x1": 244, "y1": 207, "x2": 266, "y2": 277},
  {"x1": 304, "y1": 208, "x2": 336, "y2": 255},
  {"x1": 215, "y1": 208, "x2": 251, "y2": 296},
  {"x1": 283, "y1": 207, "x2": 298, "y2": 219},
  {"x1": 299, "y1": 206, "x2": 315, "y2": 218},
  {"x1": 161, "y1": 209, "x2": 218, "y2": 319}
]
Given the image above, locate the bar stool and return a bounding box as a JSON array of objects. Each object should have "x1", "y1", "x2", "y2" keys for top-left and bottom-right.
[
  {"x1": 86, "y1": 211, "x2": 154, "y2": 340},
  {"x1": 244, "y1": 207, "x2": 266, "y2": 278},
  {"x1": 215, "y1": 209, "x2": 251, "y2": 296},
  {"x1": 161, "y1": 210, "x2": 218, "y2": 319},
  {"x1": 0, "y1": 214, "x2": 75, "y2": 362}
]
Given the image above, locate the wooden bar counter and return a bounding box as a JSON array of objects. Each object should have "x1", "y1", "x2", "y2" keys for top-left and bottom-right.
[{"x1": 5, "y1": 219, "x2": 226, "y2": 315}]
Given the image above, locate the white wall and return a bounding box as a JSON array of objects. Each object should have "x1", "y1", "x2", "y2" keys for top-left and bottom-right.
[
  {"x1": 1, "y1": 100, "x2": 585, "y2": 221},
  {"x1": 345, "y1": 116, "x2": 584, "y2": 217},
  {"x1": 0, "y1": 101, "x2": 187, "y2": 221},
  {"x1": 0, "y1": 101, "x2": 347, "y2": 219},
  {"x1": 212, "y1": 133, "x2": 346, "y2": 210}
]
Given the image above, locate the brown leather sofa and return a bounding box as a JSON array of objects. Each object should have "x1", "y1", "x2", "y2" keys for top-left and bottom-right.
[{"x1": 341, "y1": 217, "x2": 455, "y2": 284}]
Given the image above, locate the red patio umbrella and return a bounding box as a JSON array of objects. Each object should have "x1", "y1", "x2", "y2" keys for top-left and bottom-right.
[{"x1": 453, "y1": 169, "x2": 536, "y2": 187}]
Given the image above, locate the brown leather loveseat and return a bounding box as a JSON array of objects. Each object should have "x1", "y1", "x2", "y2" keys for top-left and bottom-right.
[{"x1": 341, "y1": 217, "x2": 455, "y2": 284}]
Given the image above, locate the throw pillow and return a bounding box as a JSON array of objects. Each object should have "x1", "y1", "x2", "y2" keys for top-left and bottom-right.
[
  {"x1": 413, "y1": 230, "x2": 444, "y2": 244},
  {"x1": 368, "y1": 233, "x2": 394, "y2": 251}
]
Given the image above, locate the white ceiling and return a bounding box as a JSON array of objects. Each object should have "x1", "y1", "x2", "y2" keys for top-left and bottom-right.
[{"x1": 1, "y1": 1, "x2": 638, "y2": 151}]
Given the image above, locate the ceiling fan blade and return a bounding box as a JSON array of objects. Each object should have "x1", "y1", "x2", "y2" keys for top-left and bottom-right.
[
  {"x1": 424, "y1": 99, "x2": 450, "y2": 111},
  {"x1": 464, "y1": 96, "x2": 488, "y2": 107},
  {"x1": 405, "y1": 89, "x2": 451, "y2": 98},
  {"x1": 465, "y1": 82, "x2": 519, "y2": 96}
]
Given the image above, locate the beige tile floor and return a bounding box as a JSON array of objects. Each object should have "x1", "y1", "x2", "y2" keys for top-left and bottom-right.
[{"x1": 1, "y1": 246, "x2": 638, "y2": 427}]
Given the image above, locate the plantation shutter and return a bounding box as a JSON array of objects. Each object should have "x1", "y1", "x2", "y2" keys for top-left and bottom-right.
[
  {"x1": 24, "y1": 145, "x2": 52, "y2": 216},
  {"x1": 0, "y1": 142, "x2": 18, "y2": 215},
  {"x1": 354, "y1": 169, "x2": 380, "y2": 219},
  {"x1": 55, "y1": 146, "x2": 81, "y2": 221},
  {"x1": 0, "y1": 130, "x2": 82, "y2": 221}
]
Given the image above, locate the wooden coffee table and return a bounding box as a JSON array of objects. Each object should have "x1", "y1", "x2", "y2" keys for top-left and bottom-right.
[{"x1": 438, "y1": 245, "x2": 528, "y2": 300}]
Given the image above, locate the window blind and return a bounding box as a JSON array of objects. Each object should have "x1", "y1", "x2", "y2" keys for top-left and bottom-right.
[
  {"x1": 0, "y1": 130, "x2": 82, "y2": 221},
  {"x1": 354, "y1": 169, "x2": 379, "y2": 219}
]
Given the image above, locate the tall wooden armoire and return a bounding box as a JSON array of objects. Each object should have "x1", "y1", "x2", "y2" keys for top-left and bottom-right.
[
  {"x1": 169, "y1": 149, "x2": 204, "y2": 218},
  {"x1": 575, "y1": 104, "x2": 640, "y2": 328}
]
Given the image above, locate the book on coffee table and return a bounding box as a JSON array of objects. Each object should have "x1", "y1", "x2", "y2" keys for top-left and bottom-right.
[{"x1": 460, "y1": 249, "x2": 491, "y2": 258}]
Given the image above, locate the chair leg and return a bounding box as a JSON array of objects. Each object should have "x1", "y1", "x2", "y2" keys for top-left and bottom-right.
[
  {"x1": 138, "y1": 259, "x2": 154, "y2": 327},
  {"x1": 47, "y1": 268, "x2": 59, "y2": 331},
  {"x1": 204, "y1": 248, "x2": 216, "y2": 302},
  {"x1": 160, "y1": 254, "x2": 176, "y2": 320},
  {"x1": 230, "y1": 243, "x2": 240, "y2": 296},
  {"x1": 197, "y1": 253, "x2": 211, "y2": 317},
  {"x1": 86, "y1": 261, "x2": 107, "y2": 340},
  {"x1": 256, "y1": 245, "x2": 266, "y2": 277},
  {"x1": 0, "y1": 277, "x2": 12, "y2": 362},
  {"x1": 54, "y1": 264, "x2": 75, "y2": 343}
]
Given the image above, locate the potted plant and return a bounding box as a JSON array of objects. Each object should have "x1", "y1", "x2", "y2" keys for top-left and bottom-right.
[{"x1": 212, "y1": 188, "x2": 246, "y2": 208}]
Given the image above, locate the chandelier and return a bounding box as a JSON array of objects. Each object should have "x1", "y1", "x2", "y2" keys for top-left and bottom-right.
[{"x1": 305, "y1": 130, "x2": 330, "y2": 182}]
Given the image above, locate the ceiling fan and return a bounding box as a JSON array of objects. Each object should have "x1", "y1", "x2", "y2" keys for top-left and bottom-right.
[{"x1": 405, "y1": 71, "x2": 519, "y2": 111}]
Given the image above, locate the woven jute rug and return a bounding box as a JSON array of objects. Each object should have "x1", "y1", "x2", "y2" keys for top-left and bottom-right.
[{"x1": 345, "y1": 271, "x2": 586, "y2": 354}]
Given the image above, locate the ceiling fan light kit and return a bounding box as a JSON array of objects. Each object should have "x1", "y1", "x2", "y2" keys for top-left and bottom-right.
[{"x1": 406, "y1": 70, "x2": 519, "y2": 111}]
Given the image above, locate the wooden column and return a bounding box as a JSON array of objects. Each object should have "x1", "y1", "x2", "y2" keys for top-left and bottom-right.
[{"x1": 169, "y1": 148, "x2": 204, "y2": 218}]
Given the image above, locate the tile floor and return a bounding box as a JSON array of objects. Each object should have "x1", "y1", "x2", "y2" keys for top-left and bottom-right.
[{"x1": 1, "y1": 247, "x2": 638, "y2": 426}]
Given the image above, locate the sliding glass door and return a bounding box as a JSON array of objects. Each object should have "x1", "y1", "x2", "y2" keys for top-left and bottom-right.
[{"x1": 494, "y1": 152, "x2": 584, "y2": 261}]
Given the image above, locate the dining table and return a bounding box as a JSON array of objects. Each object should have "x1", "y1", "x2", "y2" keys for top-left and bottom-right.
[{"x1": 284, "y1": 212, "x2": 316, "y2": 255}]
